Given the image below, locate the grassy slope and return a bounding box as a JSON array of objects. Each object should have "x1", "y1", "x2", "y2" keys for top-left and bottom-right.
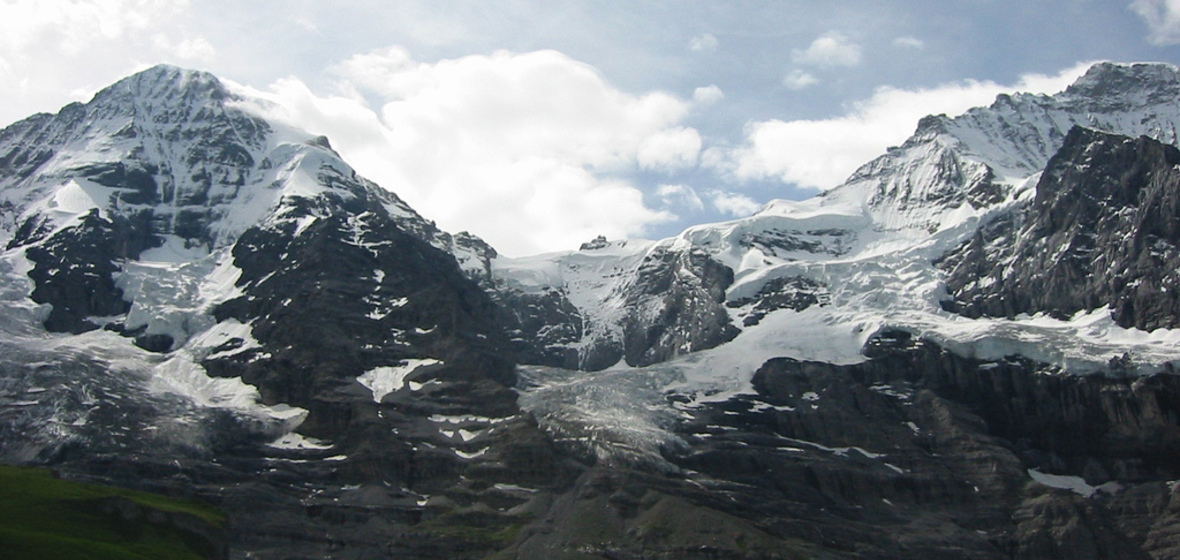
[{"x1": 0, "y1": 465, "x2": 224, "y2": 560}]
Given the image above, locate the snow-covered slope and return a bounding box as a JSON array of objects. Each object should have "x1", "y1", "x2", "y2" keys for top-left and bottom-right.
[
  {"x1": 835, "y1": 61, "x2": 1180, "y2": 234},
  {"x1": 499, "y1": 63, "x2": 1180, "y2": 437}
]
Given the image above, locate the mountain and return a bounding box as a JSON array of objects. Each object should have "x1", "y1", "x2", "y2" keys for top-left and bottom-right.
[
  {"x1": 3, "y1": 62, "x2": 1180, "y2": 559},
  {"x1": 0, "y1": 65, "x2": 564, "y2": 558}
]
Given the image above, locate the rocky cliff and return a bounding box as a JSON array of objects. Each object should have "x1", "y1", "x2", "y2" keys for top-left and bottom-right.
[{"x1": 939, "y1": 126, "x2": 1180, "y2": 330}]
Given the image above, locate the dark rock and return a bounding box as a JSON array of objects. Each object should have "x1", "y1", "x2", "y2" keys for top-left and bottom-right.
[
  {"x1": 579, "y1": 235, "x2": 610, "y2": 251},
  {"x1": 740, "y1": 228, "x2": 856, "y2": 258},
  {"x1": 134, "y1": 333, "x2": 175, "y2": 353},
  {"x1": 493, "y1": 287, "x2": 585, "y2": 369},
  {"x1": 23, "y1": 210, "x2": 131, "y2": 333},
  {"x1": 620, "y1": 246, "x2": 739, "y2": 367},
  {"x1": 208, "y1": 185, "x2": 515, "y2": 417},
  {"x1": 728, "y1": 275, "x2": 829, "y2": 326},
  {"x1": 630, "y1": 332, "x2": 1180, "y2": 559},
  {"x1": 939, "y1": 127, "x2": 1180, "y2": 330}
]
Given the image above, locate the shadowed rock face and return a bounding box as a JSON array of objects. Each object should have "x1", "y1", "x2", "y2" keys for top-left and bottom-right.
[
  {"x1": 491, "y1": 243, "x2": 740, "y2": 372},
  {"x1": 620, "y1": 245, "x2": 739, "y2": 367},
  {"x1": 617, "y1": 332, "x2": 1180, "y2": 560},
  {"x1": 939, "y1": 126, "x2": 1180, "y2": 330}
]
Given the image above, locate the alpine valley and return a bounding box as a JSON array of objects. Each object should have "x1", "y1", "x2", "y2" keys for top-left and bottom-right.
[{"x1": 4, "y1": 61, "x2": 1180, "y2": 559}]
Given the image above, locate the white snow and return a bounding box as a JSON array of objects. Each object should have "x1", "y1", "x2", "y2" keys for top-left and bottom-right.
[
  {"x1": 428, "y1": 414, "x2": 512, "y2": 425},
  {"x1": 504, "y1": 64, "x2": 1180, "y2": 466},
  {"x1": 138, "y1": 234, "x2": 210, "y2": 263},
  {"x1": 1028, "y1": 468, "x2": 1097, "y2": 498},
  {"x1": 267, "y1": 432, "x2": 334, "y2": 450},
  {"x1": 188, "y1": 319, "x2": 263, "y2": 361},
  {"x1": 357, "y1": 359, "x2": 442, "y2": 402},
  {"x1": 152, "y1": 353, "x2": 306, "y2": 425},
  {"x1": 50, "y1": 180, "x2": 101, "y2": 214},
  {"x1": 455, "y1": 448, "x2": 488, "y2": 459}
]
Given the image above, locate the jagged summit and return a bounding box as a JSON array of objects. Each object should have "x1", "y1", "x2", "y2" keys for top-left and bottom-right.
[
  {"x1": 802, "y1": 61, "x2": 1180, "y2": 235},
  {"x1": 1063, "y1": 60, "x2": 1180, "y2": 103}
]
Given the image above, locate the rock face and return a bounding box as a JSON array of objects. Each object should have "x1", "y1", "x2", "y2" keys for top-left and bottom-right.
[
  {"x1": 619, "y1": 245, "x2": 739, "y2": 367},
  {"x1": 493, "y1": 286, "x2": 586, "y2": 369},
  {"x1": 939, "y1": 126, "x2": 1180, "y2": 330},
  {"x1": 490, "y1": 239, "x2": 741, "y2": 371},
  {"x1": 17, "y1": 209, "x2": 134, "y2": 333},
  {"x1": 679, "y1": 332, "x2": 1180, "y2": 560}
]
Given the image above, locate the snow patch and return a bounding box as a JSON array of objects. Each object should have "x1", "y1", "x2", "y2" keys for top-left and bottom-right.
[
  {"x1": 1028, "y1": 468, "x2": 1097, "y2": 498},
  {"x1": 357, "y1": 359, "x2": 443, "y2": 402},
  {"x1": 151, "y1": 353, "x2": 306, "y2": 426},
  {"x1": 268, "y1": 432, "x2": 334, "y2": 450}
]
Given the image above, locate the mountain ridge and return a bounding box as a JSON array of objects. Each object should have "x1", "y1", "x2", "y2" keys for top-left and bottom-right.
[{"x1": 3, "y1": 61, "x2": 1180, "y2": 559}]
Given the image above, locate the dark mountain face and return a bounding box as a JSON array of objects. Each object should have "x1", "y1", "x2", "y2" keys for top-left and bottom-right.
[
  {"x1": 3, "y1": 63, "x2": 1180, "y2": 560},
  {"x1": 939, "y1": 126, "x2": 1180, "y2": 330}
]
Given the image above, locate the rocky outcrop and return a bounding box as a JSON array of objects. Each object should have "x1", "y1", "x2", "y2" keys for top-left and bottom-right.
[
  {"x1": 939, "y1": 126, "x2": 1180, "y2": 330},
  {"x1": 493, "y1": 287, "x2": 585, "y2": 369},
  {"x1": 208, "y1": 190, "x2": 514, "y2": 409},
  {"x1": 620, "y1": 245, "x2": 739, "y2": 367},
  {"x1": 18, "y1": 210, "x2": 133, "y2": 333},
  {"x1": 727, "y1": 275, "x2": 829, "y2": 327}
]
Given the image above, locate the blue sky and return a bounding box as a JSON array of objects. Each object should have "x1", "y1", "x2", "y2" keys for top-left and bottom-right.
[{"x1": 2, "y1": 1, "x2": 1180, "y2": 256}]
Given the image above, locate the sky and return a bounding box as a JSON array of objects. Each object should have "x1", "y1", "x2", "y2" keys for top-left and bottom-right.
[{"x1": 2, "y1": 1, "x2": 1180, "y2": 257}]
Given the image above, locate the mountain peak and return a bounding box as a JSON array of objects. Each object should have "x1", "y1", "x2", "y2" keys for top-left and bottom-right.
[
  {"x1": 1063, "y1": 61, "x2": 1180, "y2": 100},
  {"x1": 90, "y1": 64, "x2": 235, "y2": 114}
]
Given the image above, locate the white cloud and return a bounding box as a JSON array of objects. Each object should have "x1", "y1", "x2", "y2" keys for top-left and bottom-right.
[
  {"x1": 893, "y1": 36, "x2": 925, "y2": 49},
  {"x1": 729, "y1": 61, "x2": 1094, "y2": 190},
  {"x1": 693, "y1": 84, "x2": 724, "y2": 105},
  {"x1": 689, "y1": 33, "x2": 719, "y2": 52},
  {"x1": 783, "y1": 69, "x2": 820, "y2": 90},
  {"x1": 0, "y1": 0, "x2": 214, "y2": 126},
  {"x1": 657, "y1": 184, "x2": 704, "y2": 212},
  {"x1": 1131, "y1": 0, "x2": 1180, "y2": 45},
  {"x1": 792, "y1": 32, "x2": 862, "y2": 68},
  {"x1": 638, "y1": 127, "x2": 702, "y2": 170},
  {"x1": 708, "y1": 191, "x2": 761, "y2": 217},
  {"x1": 250, "y1": 48, "x2": 697, "y2": 256}
]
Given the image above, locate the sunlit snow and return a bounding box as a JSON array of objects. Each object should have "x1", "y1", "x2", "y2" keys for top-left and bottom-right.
[{"x1": 357, "y1": 359, "x2": 442, "y2": 403}]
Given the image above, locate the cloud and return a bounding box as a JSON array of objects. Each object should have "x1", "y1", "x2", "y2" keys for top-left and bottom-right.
[
  {"x1": 689, "y1": 34, "x2": 719, "y2": 52},
  {"x1": 0, "y1": 0, "x2": 214, "y2": 126},
  {"x1": 708, "y1": 191, "x2": 761, "y2": 217},
  {"x1": 728, "y1": 61, "x2": 1094, "y2": 190},
  {"x1": 1131, "y1": 0, "x2": 1180, "y2": 45},
  {"x1": 693, "y1": 85, "x2": 724, "y2": 105},
  {"x1": 638, "y1": 127, "x2": 702, "y2": 170},
  {"x1": 783, "y1": 69, "x2": 820, "y2": 90},
  {"x1": 247, "y1": 48, "x2": 699, "y2": 256},
  {"x1": 657, "y1": 184, "x2": 704, "y2": 212},
  {"x1": 893, "y1": 36, "x2": 925, "y2": 49},
  {"x1": 791, "y1": 32, "x2": 862, "y2": 68}
]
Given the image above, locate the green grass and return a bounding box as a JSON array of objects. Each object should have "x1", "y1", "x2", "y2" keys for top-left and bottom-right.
[{"x1": 0, "y1": 465, "x2": 225, "y2": 560}]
